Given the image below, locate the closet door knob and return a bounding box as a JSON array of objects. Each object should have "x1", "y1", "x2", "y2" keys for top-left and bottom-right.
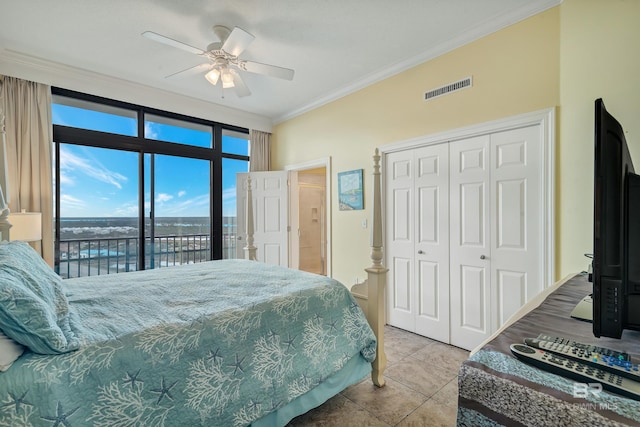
[
  {"x1": 418, "y1": 250, "x2": 424, "y2": 254},
  {"x1": 480, "y1": 254, "x2": 486, "y2": 260}
]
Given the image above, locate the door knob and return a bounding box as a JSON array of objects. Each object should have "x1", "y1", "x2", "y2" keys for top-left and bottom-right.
[
  {"x1": 418, "y1": 250, "x2": 424, "y2": 254},
  {"x1": 480, "y1": 254, "x2": 486, "y2": 260}
]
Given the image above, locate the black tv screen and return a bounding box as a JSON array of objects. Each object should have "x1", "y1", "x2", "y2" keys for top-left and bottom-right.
[{"x1": 592, "y1": 98, "x2": 640, "y2": 338}]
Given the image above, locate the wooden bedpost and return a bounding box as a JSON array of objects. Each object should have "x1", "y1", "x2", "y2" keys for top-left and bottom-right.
[
  {"x1": 365, "y1": 148, "x2": 388, "y2": 387},
  {"x1": 243, "y1": 174, "x2": 257, "y2": 261}
]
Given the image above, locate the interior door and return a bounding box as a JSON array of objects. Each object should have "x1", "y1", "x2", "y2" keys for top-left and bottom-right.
[
  {"x1": 386, "y1": 149, "x2": 416, "y2": 331},
  {"x1": 236, "y1": 171, "x2": 289, "y2": 266},
  {"x1": 449, "y1": 135, "x2": 491, "y2": 350},
  {"x1": 490, "y1": 125, "x2": 542, "y2": 330},
  {"x1": 414, "y1": 144, "x2": 450, "y2": 342}
]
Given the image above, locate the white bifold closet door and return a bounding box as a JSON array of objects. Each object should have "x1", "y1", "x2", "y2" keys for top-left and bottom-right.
[
  {"x1": 386, "y1": 124, "x2": 543, "y2": 351},
  {"x1": 449, "y1": 126, "x2": 542, "y2": 349},
  {"x1": 489, "y1": 126, "x2": 543, "y2": 331},
  {"x1": 386, "y1": 144, "x2": 450, "y2": 343},
  {"x1": 449, "y1": 135, "x2": 491, "y2": 349}
]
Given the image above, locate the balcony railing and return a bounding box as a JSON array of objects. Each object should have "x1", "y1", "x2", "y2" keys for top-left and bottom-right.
[{"x1": 57, "y1": 233, "x2": 238, "y2": 279}]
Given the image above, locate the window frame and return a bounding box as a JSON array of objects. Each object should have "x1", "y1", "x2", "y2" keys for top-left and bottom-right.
[{"x1": 52, "y1": 87, "x2": 249, "y2": 270}]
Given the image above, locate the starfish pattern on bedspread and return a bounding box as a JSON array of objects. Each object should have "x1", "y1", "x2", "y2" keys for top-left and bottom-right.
[
  {"x1": 247, "y1": 399, "x2": 261, "y2": 411},
  {"x1": 150, "y1": 377, "x2": 177, "y2": 405},
  {"x1": 228, "y1": 353, "x2": 246, "y2": 375},
  {"x1": 284, "y1": 333, "x2": 298, "y2": 350},
  {"x1": 326, "y1": 318, "x2": 339, "y2": 332},
  {"x1": 40, "y1": 401, "x2": 79, "y2": 427},
  {"x1": 2, "y1": 391, "x2": 32, "y2": 415},
  {"x1": 122, "y1": 369, "x2": 143, "y2": 389},
  {"x1": 207, "y1": 347, "x2": 223, "y2": 363}
]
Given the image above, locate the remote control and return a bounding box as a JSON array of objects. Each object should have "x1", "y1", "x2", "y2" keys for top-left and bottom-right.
[
  {"x1": 525, "y1": 338, "x2": 640, "y2": 382},
  {"x1": 510, "y1": 343, "x2": 640, "y2": 401},
  {"x1": 536, "y1": 334, "x2": 630, "y2": 361}
]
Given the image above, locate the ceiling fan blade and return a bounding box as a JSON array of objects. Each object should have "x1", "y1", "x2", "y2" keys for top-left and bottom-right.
[
  {"x1": 221, "y1": 27, "x2": 255, "y2": 57},
  {"x1": 230, "y1": 69, "x2": 251, "y2": 97},
  {"x1": 142, "y1": 31, "x2": 204, "y2": 55},
  {"x1": 239, "y1": 60, "x2": 295, "y2": 81},
  {"x1": 165, "y1": 63, "x2": 212, "y2": 79}
]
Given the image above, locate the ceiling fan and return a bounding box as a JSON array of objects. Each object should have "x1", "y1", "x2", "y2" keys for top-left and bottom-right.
[{"x1": 142, "y1": 25, "x2": 295, "y2": 97}]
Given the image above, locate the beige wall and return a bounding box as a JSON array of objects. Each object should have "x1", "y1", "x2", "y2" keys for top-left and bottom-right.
[
  {"x1": 558, "y1": 0, "x2": 640, "y2": 279},
  {"x1": 273, "y1": 8, "x2": 560, "y2": 285}
]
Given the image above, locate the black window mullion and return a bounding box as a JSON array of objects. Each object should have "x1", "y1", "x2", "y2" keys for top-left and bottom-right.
[
  {"x1": 145, "y1": 139, "x2": 214, "y2": 160},
  {"x1": 137, "y1": 108, "x2": 146, "y2": 270},
  {"x1": 54, "y1": 142, "x2": 61, "y2": 273},
  {"x1": 54, "y1": 125, "x2": 142, "y2": 152},
  {"x1": 54, "y1": 125, "x2": 215, "y2": 160},
  {"x1": 212, "y1": 125, "x2": 223, "y2": 260},
  {"x1": 223, "y1": 152, "x2": 250, "y2": 162}
]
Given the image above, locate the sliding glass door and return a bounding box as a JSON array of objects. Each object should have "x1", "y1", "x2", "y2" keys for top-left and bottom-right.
[{"x1": 146, "y1": 154, "x2": 211, "y2": 268}]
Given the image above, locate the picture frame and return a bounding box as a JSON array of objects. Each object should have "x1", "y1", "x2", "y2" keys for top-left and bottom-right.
[{"x1": 338, "y1": 169, "x2": 364, "y2": 210}]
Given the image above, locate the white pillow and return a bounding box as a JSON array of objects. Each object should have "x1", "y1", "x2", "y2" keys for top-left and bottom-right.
[{"x1": 0, "y1": 330, "x2": 25, "y2": 371}]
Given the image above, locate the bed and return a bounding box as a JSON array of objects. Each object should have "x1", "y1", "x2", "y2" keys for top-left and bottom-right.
[
  {"x1": 457, "y1": 273, "x2": 640, "y2": 426},
  {"x1": 0, "y1": 151, "x2": 389, "y2": 426}
]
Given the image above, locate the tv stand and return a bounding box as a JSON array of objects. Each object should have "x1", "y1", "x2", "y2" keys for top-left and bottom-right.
[
  {"x1": 570, "y1": 293, "x2": 593, "y2": 322},
  {"x1": 458, "y1": 273, "x2": 640, "y2": 425}
]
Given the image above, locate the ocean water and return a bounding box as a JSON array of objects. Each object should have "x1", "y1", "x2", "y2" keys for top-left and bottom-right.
[{"x1": 59, "y1": 217, "x2": 236, "y2": 239}]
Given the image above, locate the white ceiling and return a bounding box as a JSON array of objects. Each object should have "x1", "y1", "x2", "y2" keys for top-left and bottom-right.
[{"x1": 0, "y1": 0, "x2": 559, "y2": 125}]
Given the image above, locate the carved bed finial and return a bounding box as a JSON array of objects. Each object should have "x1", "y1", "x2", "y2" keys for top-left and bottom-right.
[{"x1": 370, "y1": 148, "x2": 383, "y2": 269}]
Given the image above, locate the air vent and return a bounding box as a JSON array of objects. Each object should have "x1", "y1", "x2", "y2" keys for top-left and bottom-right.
[{"x1": 424, "y1": 77, "x2": 472, "y2": 101}]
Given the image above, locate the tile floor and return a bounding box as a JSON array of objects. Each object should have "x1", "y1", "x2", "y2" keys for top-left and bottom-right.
[{"x1": 287, "y1": 326, "x2": 470, "y2": 427}]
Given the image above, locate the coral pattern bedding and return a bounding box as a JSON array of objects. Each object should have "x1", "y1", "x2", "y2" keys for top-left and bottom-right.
[{"x1": 0, "y1": 242, "x2": 376, "y2": 426}]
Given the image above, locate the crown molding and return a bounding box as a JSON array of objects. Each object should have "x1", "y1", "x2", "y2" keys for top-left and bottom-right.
[
  {"x1": 0, "y1": 49, "x2": 273, "y2": 132},
  {"x1": 274, "y1": 0, "x2": 562, "y2": 124}
]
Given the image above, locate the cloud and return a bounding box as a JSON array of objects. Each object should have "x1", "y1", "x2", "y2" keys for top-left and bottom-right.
[
  {"x1": 161, "y1": 193, "x2": 209, "y2": 216},
  {"x1": 60, "y1": 194, "x2": 85, "y2": 209},
  {"x1": 59, "y1": 170, "x2": 74, "y2": 186},
  {"x1": 156, "y1": 193, "x2": 173, "y2": 203},
  {"x1": 178, "y1": 190, "x2": 186, "y2": 197},
  {"x1": 60, "y1": 146, "x2": 128, "y2": 189},
  {"x1": 111, "y1": 203, "x2": 138, "y2": 217},
  {"x1": 222, "y1": 187, "x2": 236, "y2": 202},
  {"x1": 144, "y1": 122, "x2": 159, "y2": 139}
]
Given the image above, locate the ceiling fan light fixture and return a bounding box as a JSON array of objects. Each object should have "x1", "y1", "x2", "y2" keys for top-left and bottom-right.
[
  {"x1": 204, "y1": 68, "x2": 220, "y2": 85},
  {"x1": 145, "y1": 25, "x2": 294, "y2": 97},
  {"x1": 221, "y1": 69, "x2": 235, "y2": 88}
]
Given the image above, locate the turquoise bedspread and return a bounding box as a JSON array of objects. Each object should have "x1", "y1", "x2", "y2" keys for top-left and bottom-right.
[{"x1": 0, "y1": 260, "x2": 376, "y2": 426}]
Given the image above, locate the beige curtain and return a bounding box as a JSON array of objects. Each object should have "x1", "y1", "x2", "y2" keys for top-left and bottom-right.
[
  {"x1": 0, "y1": 76, "x2": 53, "y2": 265},
  {"x1": 0, "y1": 90, "x2": 9, "y2": 240},
  {"x1": 249, "y1": 129, "x2": 271, "y2": 172}
]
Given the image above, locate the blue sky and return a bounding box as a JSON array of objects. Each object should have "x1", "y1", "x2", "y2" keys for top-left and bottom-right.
[{"x1": 53, "y1": 103, "x2": 248, "y2": 218}]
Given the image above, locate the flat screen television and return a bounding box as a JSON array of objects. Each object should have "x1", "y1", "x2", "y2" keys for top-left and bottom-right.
[{"x1": 593, "y1": 98, "x2": 640, "y2": 338}]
